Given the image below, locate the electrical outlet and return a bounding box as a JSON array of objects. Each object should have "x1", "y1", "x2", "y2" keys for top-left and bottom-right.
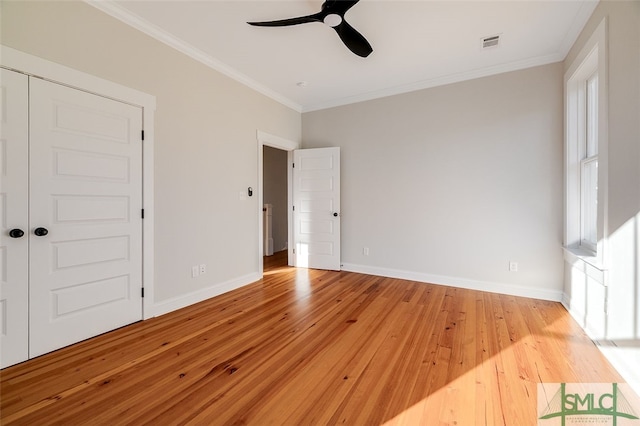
[
  {"x1": 192, "y1": 265, "x2": 200, "y2": 278},
  {"x1": 199, "y1": 264, "x2": 206, "y2": 274},
  {"x1": 509, "y1": 261, "x2": 518, "y2": 272},
  {"x1": 363, "y1": 247, "x2": 370, "y2": 256}
]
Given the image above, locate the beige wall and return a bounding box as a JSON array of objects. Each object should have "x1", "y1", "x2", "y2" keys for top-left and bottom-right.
[
  {"x1": 1, "y1": 1, "x2": 301, "y2": 305},
  {"x1": 303, "y1": 63, "x2": 564, "y2": 299},
  {"x1": 562, "y1": 0, "x2": 640, "y2": 391}
]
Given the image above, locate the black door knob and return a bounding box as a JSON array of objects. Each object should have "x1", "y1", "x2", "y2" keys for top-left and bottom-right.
[
  {"x1": 333, "y1": 212, "x2": 339, "y2": 217},
  {"x1": 34, "y1": 227, "x2": 49, "y2": 237},
  {"x1": 9, "y1": 228, "x2": 25, "y2": 238}
]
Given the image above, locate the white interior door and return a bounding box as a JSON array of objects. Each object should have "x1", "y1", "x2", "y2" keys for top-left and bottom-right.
[
  {"x1": 293, "y1": 147, "x2": 341, "y2": 270},
  {"x1": 0, "y1": 69, "x2": 30, "y2": 367},
  {"x1": 29, "y1": 78, "x2": 143, "y2": 358}
]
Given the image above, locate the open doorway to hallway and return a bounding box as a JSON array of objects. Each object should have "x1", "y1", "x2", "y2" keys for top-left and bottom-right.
[
  {"x1": 262, "y1": 145, "x2": 289, "y2": 270},
  {"x1": 263, "y1": 249, "x2": 288, "y2": 273}
]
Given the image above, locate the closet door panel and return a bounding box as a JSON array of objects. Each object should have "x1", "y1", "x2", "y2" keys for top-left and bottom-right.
[
  {"x1": 0, "y1": 69, "x2": 29, "y2": 368},
  {"x1": 29, "y1": 78, "x2": 143, "y2": 358}
]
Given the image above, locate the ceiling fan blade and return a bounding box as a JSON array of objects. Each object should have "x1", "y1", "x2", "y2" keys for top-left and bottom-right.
[
  {"x1": 323, "y1": 0, "x2": 361, "y2": 16},
  {"x1": 247, "y1": 1, "x2": 373, "y2": 58},
  {"x1": 332, "y1": 20, "x2": 373, "y2": 57},
  {"x1": 247, "y1": 14, "x2": 321, "y2": 27}
]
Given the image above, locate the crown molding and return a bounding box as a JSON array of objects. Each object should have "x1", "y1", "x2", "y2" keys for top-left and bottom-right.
[
  {"x1": 301, "y1": 0, "x2": 597, "y2": 112},
  {"x1": 85, "y1": 0, "x2": 597, "y2": 114},
  {"x1": 85, "y1": 0, "x2": 302, "y2": 113},
  {"x1": 556, "y1": 0, "x2": 600, "y2": 59},
  {"x1": 302, "y1": 53, "x2": 565, "y2": 112}
]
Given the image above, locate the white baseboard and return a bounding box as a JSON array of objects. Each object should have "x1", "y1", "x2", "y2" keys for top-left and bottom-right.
[
  {"x1": 150, "y1": 272, "x2": 261, "y2": 318},
  {"x1": 341, "y1": 263, "x2": 563, "y2": 301},
  {"x1": 596, "y1": 343, "x2": 640, "y2": 398},
  {"x1": 561, "y1": 298, "x2": 585, "y2": 327}
]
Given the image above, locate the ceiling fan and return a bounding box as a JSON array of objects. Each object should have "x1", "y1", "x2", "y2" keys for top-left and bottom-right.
[{"x1": 247, "y1": 0, "x2": 373, "y2": 58}]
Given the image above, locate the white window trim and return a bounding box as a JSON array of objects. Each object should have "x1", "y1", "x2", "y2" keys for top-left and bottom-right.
[{"x1": 564, "y1": 18, "x2": 608, "y2": 270}]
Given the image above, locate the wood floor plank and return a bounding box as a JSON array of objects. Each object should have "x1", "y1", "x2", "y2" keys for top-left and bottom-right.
[{"x1": 1, "y1": 258, "x2": 634, "y2": 425}]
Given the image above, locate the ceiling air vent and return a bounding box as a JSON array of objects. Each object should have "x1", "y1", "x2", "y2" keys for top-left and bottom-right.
[{"x1": 482, "y1": 35, "x2": 500, "y2": 49}]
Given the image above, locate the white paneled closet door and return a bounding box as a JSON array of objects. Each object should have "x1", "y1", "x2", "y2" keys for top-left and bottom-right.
[
  {"x1": 0, "y1": 71, "x2": 144, "y2": 367},
  {"x1": 0, "y1": 69, "x2": 30, "y2": 367},
  {"x1": 29, "y1": 77, "x2": 144, "y2": 358}
]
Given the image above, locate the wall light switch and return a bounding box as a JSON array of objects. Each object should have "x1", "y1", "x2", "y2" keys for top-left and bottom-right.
[{"x1": 192, "y1": 265, "x2": 200, "y2": 278}]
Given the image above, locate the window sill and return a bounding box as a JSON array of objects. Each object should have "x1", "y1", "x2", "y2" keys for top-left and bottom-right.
[{"x1": 563, "y1": 246, "x2": 606, "y2": 272}]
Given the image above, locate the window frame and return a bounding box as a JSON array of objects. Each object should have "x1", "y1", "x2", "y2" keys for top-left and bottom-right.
[{"x1": 564, "y1": 18, "x2": 608, "y2": 269}]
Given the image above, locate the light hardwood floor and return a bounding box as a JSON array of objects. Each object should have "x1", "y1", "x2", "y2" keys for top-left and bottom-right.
[{"x1": 0, "y1": 254, "x2": 629, "y2": 425}]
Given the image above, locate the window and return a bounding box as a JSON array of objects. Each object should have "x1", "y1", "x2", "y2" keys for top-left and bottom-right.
[
  {"x1": 564, "y1": 19, "x2": 607, "y2": 264},
  {"x1": 580, "y1": 73, "x2": 598, "y2": 251}
]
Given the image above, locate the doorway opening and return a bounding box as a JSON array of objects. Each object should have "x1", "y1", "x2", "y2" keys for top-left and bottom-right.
[
  {"x1": 257, "y1": 132, "x2": 341, "y2": 274},
  {"x1": 256, "y1": 131, "x2": 300, "y2": 277},
  {"x1": 263, "y1": 145, "x2": 289, "y2": 270}
]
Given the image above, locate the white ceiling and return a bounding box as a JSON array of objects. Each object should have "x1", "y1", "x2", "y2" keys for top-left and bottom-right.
[{"x1": 90, "y1": 0, "x2": 598, "y2": 112}]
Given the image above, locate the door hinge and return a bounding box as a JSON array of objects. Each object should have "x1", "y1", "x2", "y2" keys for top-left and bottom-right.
[
  {"x1": 141, "y1": 130, "x2": 145, "y2": 141},
  {"x1": 293, "y1": 248, "x2": 296, "y2": 254},
  {"x1": 141, "y1": 209, "x2": 145, "y2": 219},
  {"x1": 292, "y1": 205, "x2": 295, "y2": 211},
  {"x1": 292, "y1": 163, "x2": 295, "y2": 168},
  {"x1": 141, "y1": 288, "x2": 145, "y2": 298}
]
